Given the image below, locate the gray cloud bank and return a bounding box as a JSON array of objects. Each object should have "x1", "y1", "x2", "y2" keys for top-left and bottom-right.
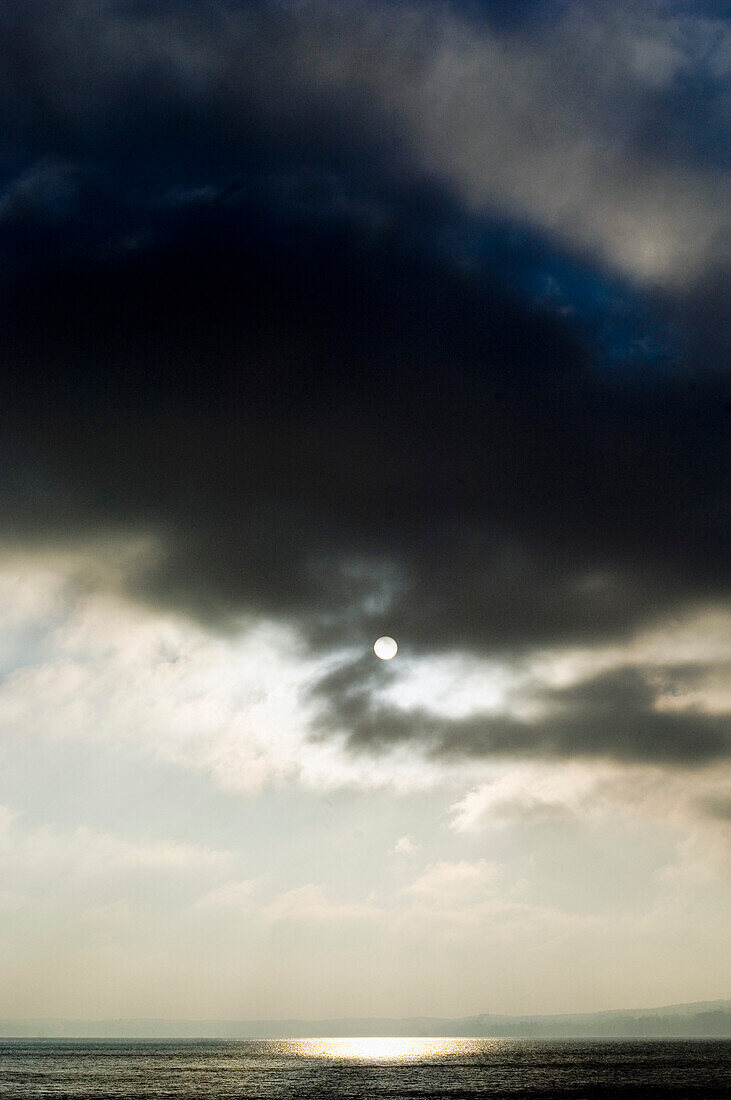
[
  {"x1": 0, "y1": 0, "x2": 728, "y2": 768},
  {"x1": 315, "y1": 660, "x2": 730, "y2": 766}
]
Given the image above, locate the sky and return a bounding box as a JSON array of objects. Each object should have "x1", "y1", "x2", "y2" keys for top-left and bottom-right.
[{"x1": 0, "y1": 0, "x2": 729, "y2": 1021}]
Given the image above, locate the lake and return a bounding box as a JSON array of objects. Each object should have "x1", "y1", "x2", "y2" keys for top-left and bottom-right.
[{"x1": 1, "y1": 1037, "x2": 729, "y2": 1097}]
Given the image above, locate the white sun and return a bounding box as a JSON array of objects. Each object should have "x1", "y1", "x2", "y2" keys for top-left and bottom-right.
[{"x1": 374, "y1": 636, "x2": 398, "y2": 660}]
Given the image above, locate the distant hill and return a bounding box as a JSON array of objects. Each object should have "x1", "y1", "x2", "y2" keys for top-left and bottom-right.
[{"x1": 2, "y1": 1002, "x2": 730, "y2": 1038}]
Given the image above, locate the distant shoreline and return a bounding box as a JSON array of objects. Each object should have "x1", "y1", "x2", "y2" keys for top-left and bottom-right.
[{"x1": 2, "y1": 1001, "x2": 729, "y2": 1040}]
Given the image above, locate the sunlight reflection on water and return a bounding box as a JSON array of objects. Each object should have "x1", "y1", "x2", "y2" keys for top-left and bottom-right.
[{"x1": 285, "y1": 1037, "x2": 480, "y2": 1062}]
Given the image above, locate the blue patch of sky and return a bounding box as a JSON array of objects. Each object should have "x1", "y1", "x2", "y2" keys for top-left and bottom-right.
[
  {"x1": 524, "y1": 256, "x2": 679, "y2": 376},
  {"x1": 431, "y1": 211, "x2": 681, "y2": 378}
]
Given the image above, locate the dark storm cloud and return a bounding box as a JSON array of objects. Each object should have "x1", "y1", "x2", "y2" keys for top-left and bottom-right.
[
  {"x1": 313, "y1": 661, "x2": 730, "y2": 765},
  {"x1": 0, "y1": 0, "x2": 728, "y2": 764},
  {"x1": 3, "y1": 198, "x2": 726, "y2": 630}
]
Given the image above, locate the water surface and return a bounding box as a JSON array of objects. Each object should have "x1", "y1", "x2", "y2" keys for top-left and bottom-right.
[{"x1": 0, "y1": 1037, "x2": 729, "y2": 1098}]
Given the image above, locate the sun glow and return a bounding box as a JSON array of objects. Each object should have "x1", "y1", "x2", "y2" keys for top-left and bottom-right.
[
  {"x1": 285, "y1": 1037, "x2": 473, "y2": 1061},
  {"x1": 374, "y1": 636, "x2": 398, "y2": 660}
]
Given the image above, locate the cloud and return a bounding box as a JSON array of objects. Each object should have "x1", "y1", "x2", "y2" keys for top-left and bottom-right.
[
  {"x1": 0, "y1": 552, "x2": 455, "y2": 794},
  {"x1": 451, "y1": 758, "x2": 731, "y2": 887},
  {"x1": 657, "y1": 818, "x2": 731, "y2": 885},
  {"x1": 1, "y1": 2, "x2": 726, "y2": 280},
  {"x1": 700, "y1": 794, "x2": 731, "y2": 823},
  {"x1": 194, "y1": 878, "x2": 262, "y2": 910},
  {"x1": 263, "y1": 883, "x2": 382, "y2": 923},
  {"x1": 0, "y1": 0, "x2": 726, "y2": 776},
  {"x1": 305, "y1": 0, "x2": 728, "y2": 280},
  {"x1": 450, "y1": 764, "x2": 605, "y2": 831},
  {"x1": 2, "y1": 550, "x2": 727, "y2": 793},
  {"x1": 393, "y1": 834, "x2": 419, "y2": 855},
  {"x1": 0, "y1": 160, "x2": 79, "y2": 224},
  {"x1": 0, "y1": 564, "x2": 326, "y2": 791},
  {"x1": 404, "y1": 859, "x2": 501, "y2": 903},
  {"x1": 315, "y1": 658, "x2": 730, "y2": 766},
  {"x1": 0, "y1": 807, "x2": 231, "y2": 888}
]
